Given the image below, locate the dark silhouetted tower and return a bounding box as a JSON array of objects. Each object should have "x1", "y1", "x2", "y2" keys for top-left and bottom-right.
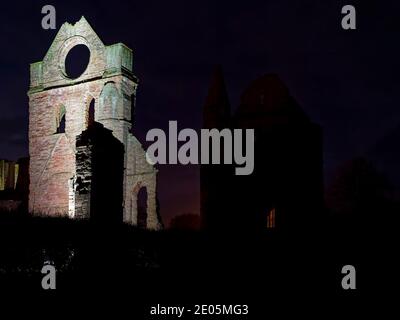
[{"x1": 201, "y1": 72, "x2": 323, "y2": 231}]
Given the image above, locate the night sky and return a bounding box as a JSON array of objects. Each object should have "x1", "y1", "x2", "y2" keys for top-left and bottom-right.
[{"x1": 1, "y1": 0, "x2": 399, "y2": 224}]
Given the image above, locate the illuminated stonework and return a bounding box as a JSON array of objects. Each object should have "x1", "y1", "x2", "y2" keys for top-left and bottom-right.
[{"x1": 28, "y1": 17, "x2": 161, "y2": 230}]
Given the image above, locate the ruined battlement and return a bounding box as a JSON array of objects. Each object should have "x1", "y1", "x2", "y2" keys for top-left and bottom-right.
[{"x1": 29, "y1": 16, "x2": 135, "y2": 94}]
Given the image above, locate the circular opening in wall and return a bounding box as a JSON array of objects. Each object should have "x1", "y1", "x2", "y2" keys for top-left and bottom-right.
[{"x1": 64, "y1": 44, "x2": 90, "y2": 79}]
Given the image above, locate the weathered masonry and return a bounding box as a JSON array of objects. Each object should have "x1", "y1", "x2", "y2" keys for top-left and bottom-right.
[{"x1": 28, "y1": 17, "x2": 161, "y2": 229}]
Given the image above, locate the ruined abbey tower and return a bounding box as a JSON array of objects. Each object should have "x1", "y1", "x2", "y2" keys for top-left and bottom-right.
[{"x1": 28, "y1": 17, "x2": 161, "y2": 230}]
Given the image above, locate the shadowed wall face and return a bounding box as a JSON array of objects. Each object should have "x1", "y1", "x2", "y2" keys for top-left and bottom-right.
[{"x1": 75, "y1": 123, "x2": 124, "y2": 222}]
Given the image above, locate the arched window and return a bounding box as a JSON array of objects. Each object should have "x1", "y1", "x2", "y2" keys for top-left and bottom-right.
[
  {"x1": 56, "y1": 105, "x2": 66, "y2": 134},
  {"x1": 87, "y1": 98, "x2": 95, "y2": 128},
  {"x1": 137, "y1": 187, "x2": 148, "y2": 228},
  {"x1": 267, "y1": 208, "x2": 276, "y2": 229},
  {"x1": 99, "y1": 82, "x2": 119, "y2": 120},
  {"x1": 131, "y1": 93, "x2": 136, "y2": 124}
]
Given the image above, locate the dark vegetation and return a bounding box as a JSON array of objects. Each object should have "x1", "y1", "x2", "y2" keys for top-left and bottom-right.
[
  {"x1": 0, "y1": 206, "x2": 396, "y2": 309},
  {"x1": 0, "y1": 157, "x2": 398, "y2": 312}
]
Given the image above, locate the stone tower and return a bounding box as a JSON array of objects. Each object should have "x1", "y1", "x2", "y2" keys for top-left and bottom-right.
[
  {"x1": 201, "y1": 72, "x2": 323, "y2": 231},
  {"x1": 28, "y1": 17, "x2": 161, "y2": 230}
]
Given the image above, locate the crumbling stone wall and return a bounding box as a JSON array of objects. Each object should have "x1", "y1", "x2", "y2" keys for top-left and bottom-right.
[
  {"x1": 74, "y1": 140, "x2": 92, "y2": 219},
  {"x1": 125, "y1": 135, "x2": 159, "y2": 229},
  {"x1": 28, "y1": 17, "x2": 161, "y2": 229}
]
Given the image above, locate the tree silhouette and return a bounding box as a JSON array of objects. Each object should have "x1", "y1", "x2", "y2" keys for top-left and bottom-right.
[
  {"x1": 326, "y1": 157, "x2": 393, "y2": 225},
  {"x1": 170, "y1": 213, "x2": 201, "y2": 230}
]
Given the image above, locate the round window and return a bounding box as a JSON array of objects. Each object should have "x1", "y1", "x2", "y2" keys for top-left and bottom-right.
[{"x1": 64, "y1": 44, "x2": 90, "y2": 79}]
